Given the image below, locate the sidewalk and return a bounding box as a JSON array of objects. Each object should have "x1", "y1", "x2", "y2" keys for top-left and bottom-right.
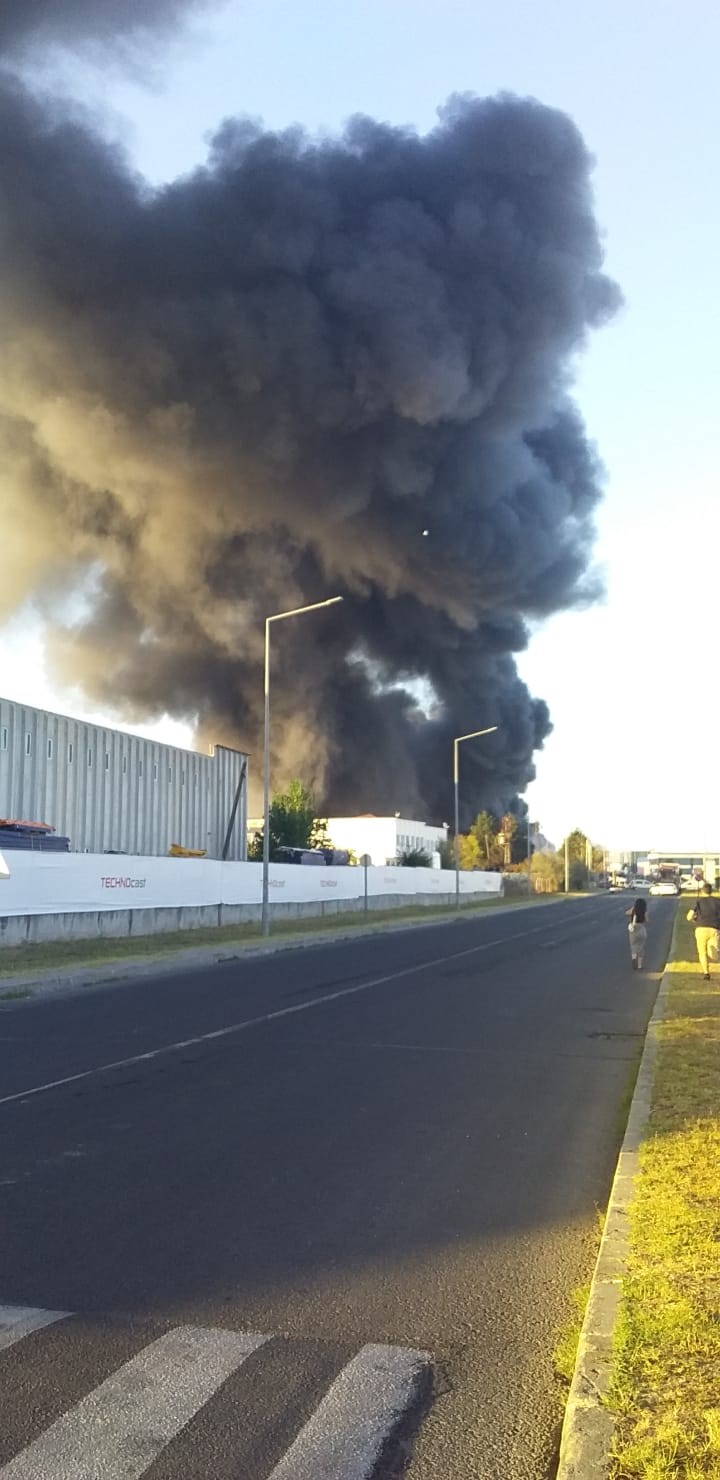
[{"x1": 557, "y1": 904, "x2": 720, "y2": 1479}]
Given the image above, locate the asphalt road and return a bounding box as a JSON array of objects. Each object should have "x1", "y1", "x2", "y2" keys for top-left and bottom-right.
[{"x1": 0, "y1": 894, "x2": 675, "y2": 1479}]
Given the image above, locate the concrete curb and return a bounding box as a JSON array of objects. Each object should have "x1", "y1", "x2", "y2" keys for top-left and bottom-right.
[
  {"x1": 0, "y1": 896, "x2": 569, "y2": 1005},
  {"x1": 555, "y1": 911, "x2": 681, "y2": 1478}
]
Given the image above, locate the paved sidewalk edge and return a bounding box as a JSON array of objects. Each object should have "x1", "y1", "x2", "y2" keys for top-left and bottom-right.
[
  {"x1": 0, "y1": 895, "x2": 576, "y2": 1005},
  {"x1": 555, "y1": 910, "x2": 681, "y2": 1479}
]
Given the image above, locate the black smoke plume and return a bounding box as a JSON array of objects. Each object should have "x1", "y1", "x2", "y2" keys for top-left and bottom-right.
[
  {"x1": 0, "y1": 5, "x2": 619, "y2": 823},
  {"x1": 0, "y1": 0, "x2": 214, "y2": 53}
]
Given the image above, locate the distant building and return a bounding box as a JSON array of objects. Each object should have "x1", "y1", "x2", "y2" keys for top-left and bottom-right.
[
  {"x1": 323, "y1": 815, "x2": 448, "y2": 867},
  {"x1": 607, "y1": 849, "x2": 720, "y2": 886},
  {"x1": 636, "y1": 850, "x2": 720, "y2": 885},
  {"x1": 0, "y1": 695, "x2": 248, "y2": 859}
]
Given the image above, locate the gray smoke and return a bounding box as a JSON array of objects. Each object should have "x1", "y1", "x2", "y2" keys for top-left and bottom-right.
[
  {"x1": 0, "y1": 0, "x2": 213, "y2": 53},
  {"x1": 0, "y1": 8, "x2": 620, "y2": 823}
]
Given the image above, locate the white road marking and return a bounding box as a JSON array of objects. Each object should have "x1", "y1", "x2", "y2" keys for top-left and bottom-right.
[
  {"x1": 0, "y1": 1304, "x2": 69, "y2": 1352},
  {"x1": 267, "y1": 1341, "x2": 429, "y2": 1480},
  {"x1": 0, "y1": 907, "x2": 602, "y2": 1110},
  {"x1": 0, "y1": 1325, "x2": 267, "y2": 1479}
]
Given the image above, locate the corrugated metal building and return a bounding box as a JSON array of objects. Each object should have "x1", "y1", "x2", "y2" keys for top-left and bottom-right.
[{"x1": 0, "y1": 696, "x2": 248, "y2": 859}]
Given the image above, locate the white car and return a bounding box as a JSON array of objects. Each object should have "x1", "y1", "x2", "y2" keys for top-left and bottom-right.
[{"x1": 649, "y1": 879, "x2": 680, "y2": 896}]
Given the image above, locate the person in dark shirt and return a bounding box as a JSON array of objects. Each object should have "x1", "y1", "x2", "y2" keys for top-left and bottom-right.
[
  {"x1": 626, "y1": 895, "x2": 648, "y2": 970},
  {"x1": 687, "y1": 883, "x2": 720, "y2": 979}
]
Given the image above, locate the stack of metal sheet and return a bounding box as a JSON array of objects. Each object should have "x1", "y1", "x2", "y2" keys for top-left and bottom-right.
[{"x1": 0, "y1": 820, "x2": 70, "y2": 852}]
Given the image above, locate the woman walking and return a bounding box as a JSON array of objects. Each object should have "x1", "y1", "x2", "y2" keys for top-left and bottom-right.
[{"x1": 626, "y1": 894, "x2": 648, "y2": 970}]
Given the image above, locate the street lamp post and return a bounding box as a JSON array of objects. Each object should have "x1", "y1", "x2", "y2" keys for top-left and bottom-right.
[
  {"x1": 262, "y1": 597, "x2": 343, "y2": 937},
  {"x1": 453, "y1": 727, "x2": 498, "y2": 910}
]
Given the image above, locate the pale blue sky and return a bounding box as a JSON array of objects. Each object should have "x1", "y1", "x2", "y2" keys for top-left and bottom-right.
[{"x1": 7, "y1": 0, "x2": 719, "y2": 849}]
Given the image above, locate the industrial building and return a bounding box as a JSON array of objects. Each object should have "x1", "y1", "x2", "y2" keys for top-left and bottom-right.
[
  {"x1": 0, "y1": 696, "x2": 248, "y2": 859},
  {"x1": 606, "y1": 849, "x2": 720, "y2": 887},
  {"x1": 324, "y1": 815, "x2": 448, "y2": 866},
  {"x1": 635, "y1": 850, "x2": 720, "y2": 886},
  {"x1": 246, "y1": 813, "x2": 447, "y2": 865}
]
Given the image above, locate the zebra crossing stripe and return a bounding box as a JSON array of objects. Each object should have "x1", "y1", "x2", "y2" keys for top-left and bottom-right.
[
  {"x1": 0, "y1": 1305, "x2": 69, "y2": 1353},
  {"x1": 0, "y1": 1324, "x2": 268, "y2": 1479},
  {"x1": 266, "y1": 1341, "x2": 430, "y2": 1480}
]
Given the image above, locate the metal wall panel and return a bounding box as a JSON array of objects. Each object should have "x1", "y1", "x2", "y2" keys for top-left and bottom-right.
[{"x1": 0, "y1": 698, "x2": 248, "y2": 859}]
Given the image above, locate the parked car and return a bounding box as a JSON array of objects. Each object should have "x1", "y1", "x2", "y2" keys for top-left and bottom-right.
[{"x1": 650, "y1": 879, "x2": 680, "y2": 896}]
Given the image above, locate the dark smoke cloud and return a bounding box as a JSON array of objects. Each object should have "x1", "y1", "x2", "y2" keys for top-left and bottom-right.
[
  {"x1": 0, "y1": 0, "x2": 213, "y2": 53},
  {"x1": 0, "y1": 30, "x2": 620, "y2": 824}
]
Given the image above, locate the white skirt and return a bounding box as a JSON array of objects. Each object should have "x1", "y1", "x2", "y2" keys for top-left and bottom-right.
[{"x1": 628, "y1": 923, "x2": 647, "y2": 954}]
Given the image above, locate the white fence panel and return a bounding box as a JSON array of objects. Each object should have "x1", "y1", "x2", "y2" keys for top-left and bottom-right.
[
  {"x1": 363, "y1": 865, "x2": 500, "y2": 897},
  {"x1": 0, "y1": 850, "x2": 502, "y2": 917},
  {"x1": 0, "y1": 851, "x2": 224, "y2": 915}
]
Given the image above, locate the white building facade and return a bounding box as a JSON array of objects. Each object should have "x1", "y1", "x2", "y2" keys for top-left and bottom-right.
[
  {"x1": 324, "y1": 815, "x2": 447, "y2": 866},
  {"x1": 0, "y1": 696, "x2": 248, "y2": 859},
  {"x1": 636, "y1": 850, "x2": 720, "y2": 885}
]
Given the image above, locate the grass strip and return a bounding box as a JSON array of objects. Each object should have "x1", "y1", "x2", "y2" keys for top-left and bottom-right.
[
  {"x1": 608, "y1": 906, "x2": 720, "y2": 1479},
  {"x1": 555, "y1": 1282, "x2": 596, "y2": 1385},
  {"x1": 0, "y1": 890, "x2": 561, "y2": 980}
]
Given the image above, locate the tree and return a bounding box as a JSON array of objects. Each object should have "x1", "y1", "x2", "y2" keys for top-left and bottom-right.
[
  {"x1": 438, "y1": 838, "x2": 455, "y2": 871},
  {"x1": 569, "y1": 859, "x2": 589, "y2": 891},
  {"x1": 457, "y1": 833, "x2": 483, "y2": 871},
  {"x1": 270, "y1": 779, "x2": 315, "y2": 851},
  {"x1": 309, "y1": 817, "x2": 334, "y2": 851},
  {"x1": 250, "y1": 779, "x2": 317, "y2": 861},
  {"x1": 564, "y1": 829, "x2": 589, "y2": 863},
  {"x1": 559, "y1": 830, "x2": 605, "y2": 889},
  {"x1": 247, "y1": 829, "x2": 263, "y2": 861},
  {"x1": 470, "y1": 811, "x2": 502, "y2": 868},
  {"x1": 530, "y1": 852, "x2": 564, "y2": 893},
  {"x1": 398, "y1": 847, "x2": 432, "y2": 867}
]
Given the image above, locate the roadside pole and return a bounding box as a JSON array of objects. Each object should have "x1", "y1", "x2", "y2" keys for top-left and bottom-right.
[
  {"x1": 361, "y1": 853, "x2": 371, "y2": 914},
  {"x1": 453, "y1": 726, "x2": 498, "y2": 911}
]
